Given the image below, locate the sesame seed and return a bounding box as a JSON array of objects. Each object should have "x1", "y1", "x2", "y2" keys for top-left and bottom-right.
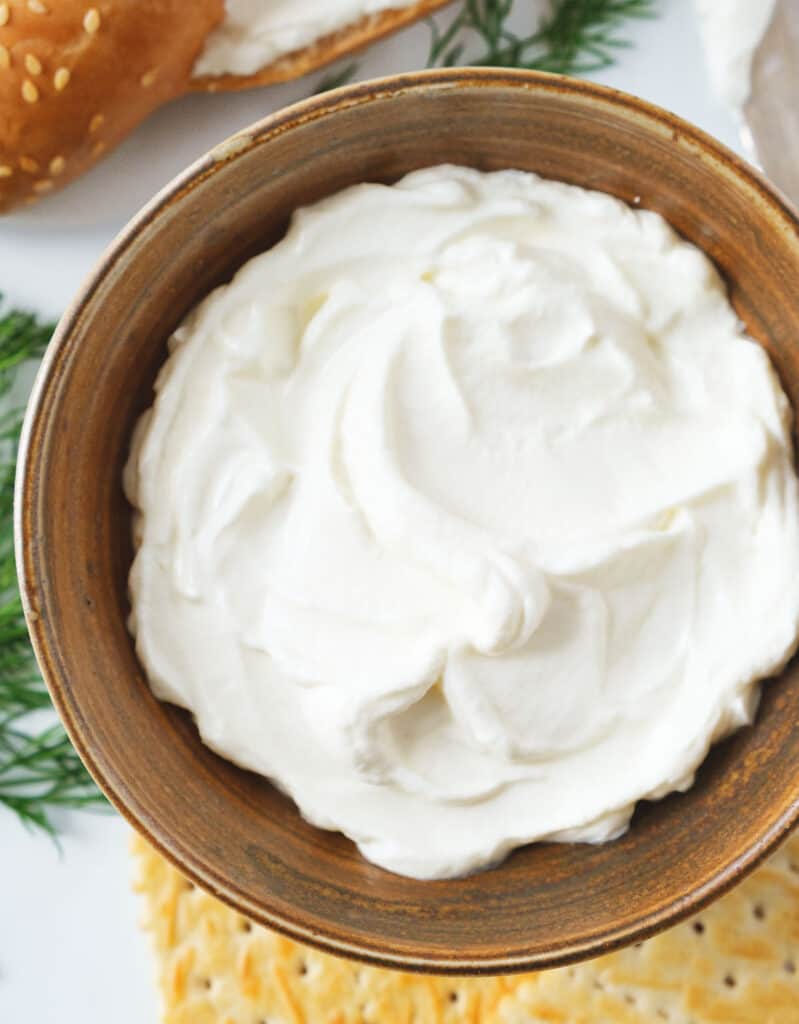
[
  {"x1": 28, "y1": 0, "x2": 48, "y2": 11},
  {"x1": 0, "y1": 45, "x2": 9, "y2": 69},
  {"x1": 0, "y1": 165, "x2": 12, "y2": 178},
  {"x1": 25, "y1": 54, "x2": 43, "y2": 76},
  {"x1": 49, "y1": 155, "x2": 65, "y2": 176},
  {"x1": 83, "y1": 8, "x2": 100, "y2": 33},
  {"x1": 22, "y1": 80, "x2": 39, "y2": 103},
  {"x1": 33, "y1": 179, "x2": 53, "y2": 193},
  {"x1": 19, "y1": 156, "x2": 39, "y2": 173},
  {"x1": 53, "y1": 67, "x2": 70, "y2": 91},
  {"x1": 91, "y1": 141, "x2": 106, "y2": 158},
  {"x1": 0, "y1": 4, "x2": 9, "y2": 27},
  {"x1": 140, "y1": 69, "x2": 158, "y2": 88},
  {"x1": 89, "y1": 113, "x2": 104, "y2": 134}
]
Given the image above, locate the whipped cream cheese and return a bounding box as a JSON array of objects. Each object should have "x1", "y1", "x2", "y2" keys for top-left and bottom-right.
[
  {"x1": 126, "y1": 165, "x2": 799, "y2": 880},
  {"x1": 193, "y1": 0, "x2": 418, "y2": 78},
  {"x1": 694, "y1": 0, "x2": 779, "y2": 109}
]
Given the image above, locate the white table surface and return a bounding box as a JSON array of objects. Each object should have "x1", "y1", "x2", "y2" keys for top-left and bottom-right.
[{"x1": 0, "y1": 2, "x2": 748, "y2": 1021}]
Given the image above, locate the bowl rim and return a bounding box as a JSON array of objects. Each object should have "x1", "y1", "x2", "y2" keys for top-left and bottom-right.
[{"x1": 15, "y1": 66, "x2": 799, "y2": 974}]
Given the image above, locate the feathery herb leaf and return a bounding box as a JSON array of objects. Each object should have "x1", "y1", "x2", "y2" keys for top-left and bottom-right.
[
  {"x1": 427, "y1": 0, "x2": 658, "y2": 74},
  {"x1": 315, "y1": 60, "x2": 361, "y2": 93},
  {"x1": 0, "y1": 302, "x2": 105, "y2": 838},
  {"x1": 315, "y1": 0, "x2": 658, "y2": 94}
]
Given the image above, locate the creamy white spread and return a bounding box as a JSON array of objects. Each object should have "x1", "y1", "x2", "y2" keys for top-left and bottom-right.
[
  {"x1": 126, "y1": 165, "x2": 799, "y2": 880},
  {"x1": 196, "y1": 1, "x2": 778, "y2": 114},
  {"x1": 694, "y1": 0, "x2": 779, "y2": 109},
  {"x1": 193, "y1": 0, "x2": 418, "y2": 77}
]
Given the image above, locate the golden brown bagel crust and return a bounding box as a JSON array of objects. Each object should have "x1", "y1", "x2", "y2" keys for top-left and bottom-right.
[
  {"x1": 191, "y1": 0, "x2": 453, "y2": 93},
  {"x1": 0, "y1": 0, "x2": 224, "y2": 212},
  {"x1": 0, "y1": 0, "x2": 451, "y2": 213}
]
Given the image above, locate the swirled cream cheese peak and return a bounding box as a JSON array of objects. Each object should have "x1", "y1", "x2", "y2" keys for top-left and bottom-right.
[
  {"x1": 125, "y1": 165, "x2": 799, "y2": 880},
  {"x1": 193, "y1": 0, "x2": 418, "y2": 77}
]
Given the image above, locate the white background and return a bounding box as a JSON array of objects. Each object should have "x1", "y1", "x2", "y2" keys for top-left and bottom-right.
[{"x1": 0, "y1": 2, "x2": 750, "y2": 1021}]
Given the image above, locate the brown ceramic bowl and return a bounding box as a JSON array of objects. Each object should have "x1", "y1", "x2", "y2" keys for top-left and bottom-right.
[{"x1": 16, "y1": 69, "x2": 799, "y2": 974}]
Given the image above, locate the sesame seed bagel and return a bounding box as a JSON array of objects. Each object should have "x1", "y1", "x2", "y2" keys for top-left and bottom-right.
[
  {"x1": 0, "y1": 1, "x2": 225, "y2": 212},
  {"x1": 190, "y1": 1, "x2": 452, "y2": 94},
  {"x1": 0, "y1": 0, "x2": 450, "y2": 213}
]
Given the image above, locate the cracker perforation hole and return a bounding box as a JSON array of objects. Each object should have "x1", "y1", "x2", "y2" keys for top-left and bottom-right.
[
  {"x1": 692, "y1": 921, "x2": 705, "y2": 935},
  {"x1": 752, "y1": 903, "x2": 766, "y2": 920},
  {"x1": 723, "y1": 973, "x2": 736, "y2": 989},
  {"x1": 784, "y1": 959, "x2": 796, "y2": 975}
]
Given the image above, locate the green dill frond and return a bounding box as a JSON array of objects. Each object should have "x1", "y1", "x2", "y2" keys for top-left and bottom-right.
[
  {"x1": 428, "y1": 0, "x2": 658, "y2": 75},
  {"x1": 314, "y1": 60, "x2": 361, "y2": 94},
  {"x1": 314, "y1": 0, "x2": 658, "y2": 97},
  {"x1": 0, "y1": 306, "x2": 52, "y2": 398},
  {"x1": 0, "y1": 301, "x2": 105, "y2": 836}
]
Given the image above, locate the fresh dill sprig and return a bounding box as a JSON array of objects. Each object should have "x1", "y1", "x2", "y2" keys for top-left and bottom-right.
[
  {"x1": 0, "y1": 307, "x2": 52, "y2": 398},
  {"x1": 428, "y1": 0, "x2": 658, "y2": 74},
  {"x1": 0, "y1": 302, "x2": 105, "y2": 838},
  {"x1": 0, "y1": 718, "x2": 104, "y2": 834},
  {"x1": 314, "y1": 0, "x2": 657, "y2": 92},
  {"x1": 314, "y1": 60, "x2": 361, "y2": 93}
]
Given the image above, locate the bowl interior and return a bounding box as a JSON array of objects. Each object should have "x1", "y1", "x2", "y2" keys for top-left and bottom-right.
[{"x1": 18, "y1": 70, "x2": 799, "y2": 973}]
